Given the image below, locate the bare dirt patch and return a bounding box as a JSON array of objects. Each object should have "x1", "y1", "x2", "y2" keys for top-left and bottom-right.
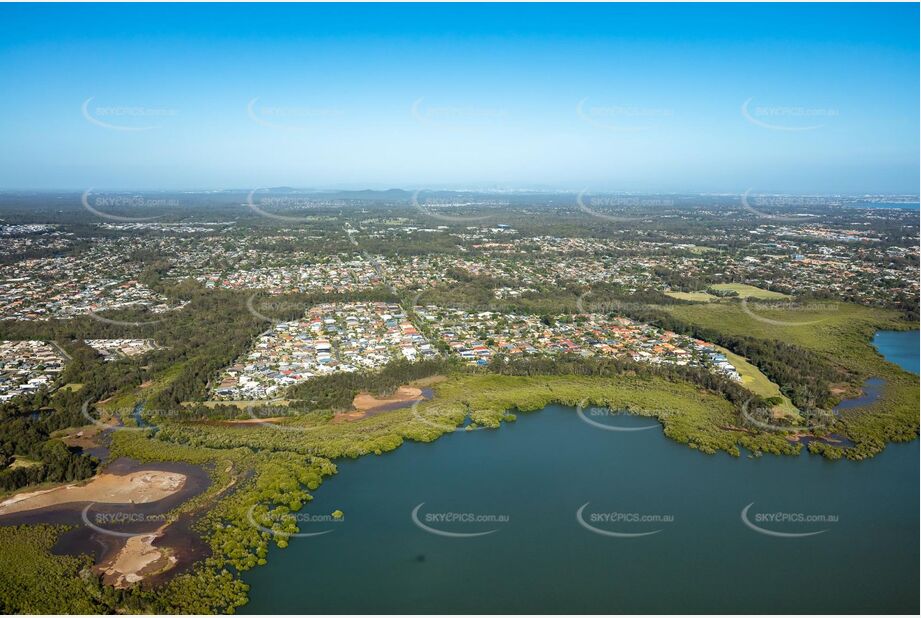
[
  {"x1": 97, "y1": 526, "x2": 176, "y2": 588},
  {"x1": 353, "y1": 386, "x2": 425, "y2": 412},
  {"x1": 217, "y1": 416, "x2": 287, "y2": 425},
  {"x1": 336, "y1": 386, "x2": 433, "y2": 423},
  {"x1": 0, "y1": 470, "x2": 187, "y2": 516}
]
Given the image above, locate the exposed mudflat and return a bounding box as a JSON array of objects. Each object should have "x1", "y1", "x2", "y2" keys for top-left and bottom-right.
[{"x1": 0, "y1": 470, "x2": 186, "y2": 516}]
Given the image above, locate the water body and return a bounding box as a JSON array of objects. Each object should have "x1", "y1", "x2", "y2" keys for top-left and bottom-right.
[
  {"x1": 873, "y1": 330, "x2": 919, "y2": 375},
  {"x1": 243, "y1": 334, "x2": 920, "y2": 614},
  {"x1": 242, "y1": 409, "x2": 918, "y2": 613},
  {"x1": 0, "y1": 457, "x2": 212, "y2": 586},
  {"x1": 834, "y1": 377, "x2": 885, "y2": 411}
]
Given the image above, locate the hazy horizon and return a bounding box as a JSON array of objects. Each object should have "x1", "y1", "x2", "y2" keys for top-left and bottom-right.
[{"x1": 1, "y1": 3, "x2": 918, "y2": 194}]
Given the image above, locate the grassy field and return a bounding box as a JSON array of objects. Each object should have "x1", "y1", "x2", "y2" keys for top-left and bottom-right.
[
  {"x1": 709, "y1": 283, "x2": 789, "y2": 299},
  {"x1": 660, "y1": 301, "x2": 918, "y2": 459},
  {"x1": 662, "y1": 301, "x2": 904, "y2": 362},
  {"x1": 8, "y1": 456, "x2": 42, "y2": 470},
  {"x1": 665, "y1": 291, "x2": 716, "y2": 302},
  {"x1": 711, "y1": 344, "x2": 799, "y2": 418}
]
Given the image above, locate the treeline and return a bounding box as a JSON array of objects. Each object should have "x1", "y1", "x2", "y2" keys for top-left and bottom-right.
[
  {"x1": 611, "y1": 304, "x2": 842, "y2": 408},
  {"x1": 0, "y1": 392, "x2": 97, "y2": 492},
  {"x1": 285, "y1": 357, "x2": 460, "y2": 411},
  {"x1": 409, "y1": 279, "x2": 686, "y2": 317},
  {"x1": 147, "y1": 286, "x2": 402, "y2": 410},
  {"x1": 487, "y1": 353, "x2": 759, "y2": 411}
]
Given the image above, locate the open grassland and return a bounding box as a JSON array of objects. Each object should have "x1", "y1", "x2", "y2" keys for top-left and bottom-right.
[
  {"x1": 710, "y1": 283, "x2": 789, "y2": 299},
  {"x1": 665, "y1": 291, "x2": 716, "y2": 302},
  {"x1": 712, "y1": 345, "x2": 798, "y2": 417},
  {"x1": 660, "y1": 301, "x2": 919, "y2": 459},
  {"x1": 661, "y1": 301, "x2": 905, "y2": 367}
]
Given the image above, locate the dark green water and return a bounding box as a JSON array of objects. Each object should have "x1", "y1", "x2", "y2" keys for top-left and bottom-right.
[{"x1": 242, "y1": 337, "x2": 920, "y2": 614}]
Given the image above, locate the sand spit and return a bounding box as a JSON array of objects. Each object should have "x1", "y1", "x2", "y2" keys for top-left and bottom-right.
[
  {"x1": 0, "y1": 470, "x2": 187, "y2": 516},
  {"x1": 97, "y1": 527, "x2": 177, "y2": 588}
]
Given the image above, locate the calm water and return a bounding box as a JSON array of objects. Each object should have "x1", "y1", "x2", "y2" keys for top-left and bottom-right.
[
  {"x1": 873, "y1": 330, "x2": 920, "y2": 375},
  {"x1": 243, "y1": 335, "x2": 920, "y2": 614}
]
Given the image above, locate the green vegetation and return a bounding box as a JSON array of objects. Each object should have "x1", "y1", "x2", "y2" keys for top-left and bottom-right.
[
  {"x1": 0, "y1": 392, "x2": 97, "y2": 493},
  {"x1": 665, "y1": 291, "x2": 716, "y2": 302},
  {"x1": 711, "y1": 345, "x2": 798, "y2": 418},
  {"x1": 0, "y1": 237, "x2": 915, "y2": 612},
  {"x1": 659, "y1": 301, "x2": 918, "y2": 459},
  {"x1": 708, "y1": 283, "x2": 790, "y2": 299},
  {"x1": 0, "y1": 525, "x2": 98, "y2": 614}
]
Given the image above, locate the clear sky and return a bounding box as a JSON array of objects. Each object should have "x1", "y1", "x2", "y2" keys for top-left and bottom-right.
[{"x1": 0, "y1": 3, "x2": 917, "y2": 194}]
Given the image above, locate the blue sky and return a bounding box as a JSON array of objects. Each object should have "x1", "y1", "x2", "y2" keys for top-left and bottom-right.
[{"x1": 0, "y1": 3, "x2": 917, "y2": 193}]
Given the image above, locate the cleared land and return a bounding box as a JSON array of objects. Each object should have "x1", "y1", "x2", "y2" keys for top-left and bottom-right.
[
  {"x1": 711, "y1": 344, "x2": 799, "y2": 418},
  {"x1": 353, "y1": 386, "x2": 426, "y2": 412},
  {"x1": 0, "y1": 470, "x2": 186, "y2": 516},
  {"x1": 709, "y1": 283, "x2": 789, "y2": 299},
  {"x1": 665, "y1": 291, "x2": 716, "y2": 302}
]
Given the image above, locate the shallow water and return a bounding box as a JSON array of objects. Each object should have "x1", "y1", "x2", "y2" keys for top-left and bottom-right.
[{"x1": 0, "y1": 457, "x2": 212, "y2": 583}]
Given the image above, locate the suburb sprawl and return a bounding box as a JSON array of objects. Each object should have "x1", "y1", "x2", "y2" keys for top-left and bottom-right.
[{"x1": 0, "y1": 189, "x2": 917, "y2": 614}]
